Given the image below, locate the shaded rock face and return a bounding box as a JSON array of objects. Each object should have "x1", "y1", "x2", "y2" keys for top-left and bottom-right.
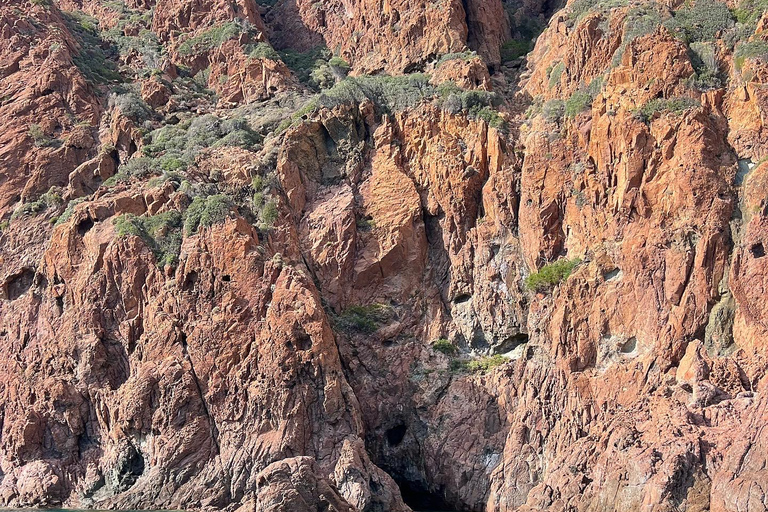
[
  {"x1": 1, "y1": 0, "x2": 768, "y2": 510},
  {"x1": 264, "y1": 0, "x2": 509, "y2": 74}
]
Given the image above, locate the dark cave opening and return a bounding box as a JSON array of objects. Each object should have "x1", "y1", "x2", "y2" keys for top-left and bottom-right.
[
  {"x1": 385, "y1": 424, "x2": 407, "y2": 446},
  {"x1": 398, "y1": 481, "x2": 458, "y2": 512}
]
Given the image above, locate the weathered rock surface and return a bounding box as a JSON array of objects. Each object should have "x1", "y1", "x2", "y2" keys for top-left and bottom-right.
[{"x1": 1, "y1": 0, "x2": 768, "y2": 510}]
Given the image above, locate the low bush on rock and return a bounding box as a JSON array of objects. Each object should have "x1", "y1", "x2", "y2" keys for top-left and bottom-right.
[{"x1": 525, "y1": 258, "x2": 582, "y2": 292}]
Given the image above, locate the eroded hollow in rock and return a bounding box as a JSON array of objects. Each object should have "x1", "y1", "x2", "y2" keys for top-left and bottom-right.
[
  {"x1": 398, "y1": 481, "x2": 457, "y2": 512},
  {"x1": 620, "y1": 337, "x2": 637, "y2": 354},
  {"x1": 385, "y1": 424, "x2": 407, "y2": 446},
  {"x1": 2, "y1": 268, "x2": 35, "y2": 301}
]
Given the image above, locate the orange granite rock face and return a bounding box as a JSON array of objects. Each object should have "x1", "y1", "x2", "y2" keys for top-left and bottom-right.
[{"x1": 1, "y1": 0, "x2": 768, "y2": 509}]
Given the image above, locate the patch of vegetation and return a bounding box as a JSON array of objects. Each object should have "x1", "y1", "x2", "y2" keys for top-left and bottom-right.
[
  {"x1": 734, "y1": 40, "x2": 768, "y2": 71},
  {"x1": 247, "y1": 42, "x2": 281, "y2": 61},
  {"x1": 732, "y1": 0, "x2": 768, "y2": 28},
  {"x1": 436, "y1": 50, "x2": 479, "y2": 66},
  {"x1": 542, "y1": 99, "x2": 565, "y2": 123},
  {"x1": 183, "y1": 194, "x2": 232, "y2": 235},
  {"x1": 258, "y1": 197, "x2": 279, "y2": 230},
  {"x1": 437, "y1": 84, "x2": 507, "y2": 130},
  {"x1": 105, "y1": 27, "x2": 163, "y2": 71},
  {"x1": 525, "y1": 257, "x2": 582, "y2": 292},
  {"x1": 318, "y1": 73, "x2": 434, "y2": 114},
  {"x1": 277, "y1": 46, "x2": 332, "y2": 85},
  {"x1": 104, "y1": 113, "x2": 259, "y2": 187},
  {"x1": 54, "y1": 198, "x2": 86, "y2": 226},
  {"x1": 63, "y1": 11, "x2": 122, "y2": 84},
  {"x1": 611, "y1": 4, "x2": 665, "y2": 67},
  {"x1": 336, "y1": 304, "x2": 392, "y2": 334},
  {"x1": 500, "y1": 40, "x2": 532, "y2": 62},
  {"x1": 10, "y1": 188, "x2": 63, "y2": 220},
  {"x1": 687, "y1": 42, "x2": 723, "y2": 90},
  {"x1": 567, "y1": 0, "x2": 629, "y2": 22},
  {"x1": 565, "y1": 89, "x2": 593, "y2": 117},
  {"x1": 28, "y1": 124, "x2": 61, "y2": 148},
  {"x1": 433, "y1": 338, "x2": 458, "y2": 356},
  {"x1": 450, "y1": 354, "x2": 507, "y2": 374},
  {"x1": 634, "y1": 96, "x2": 699, "y2": 123},
  {"x1": 109, "y1": 89, "x2": 153, "y2": 122},
  {"x1": 548, "y1": 62, "x2": 565, "y2": 89},
  {"x1": 665, "y1": 0, "x2": 734, "y2": 43},
  {"x1": 114, "y1": 211, "x2": 183, "y2": 267},
  {"x1": 177, "y1": 20, "x2": 254, "y2": 56}
]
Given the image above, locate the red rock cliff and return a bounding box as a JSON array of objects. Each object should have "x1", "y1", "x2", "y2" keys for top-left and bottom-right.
[{"x1": 0, "y1": 0, "x2": 767, "y2": 510}]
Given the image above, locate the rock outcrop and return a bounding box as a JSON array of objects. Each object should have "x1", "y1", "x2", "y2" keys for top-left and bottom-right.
[{"x1": 1, "y1": 0, "x2": 768, "y2": 510}]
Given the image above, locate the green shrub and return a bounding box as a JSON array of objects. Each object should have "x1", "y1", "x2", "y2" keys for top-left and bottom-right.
[
  {"x1": 437, "y1": 87, "x2": 505, "y2": 129},
  {"x1": 278, "y1": 45, "x2": 332, "y2": 85},
  {"x1": 104, "y1": 24, "x2": 162, "y2": 69},
  {"x1": 634, "y1": 96, "x2": 698, "y2": 123},
  {"x1": 732, "y1": 0, "x2": 768, "y2": 27},
  {"x1": 178, "y1": 20, "x2": 254, "y2": 56},
  {"x1": 611, "y1": 4, "x2": 664, "y2": 67},
  {"x1": 55, "y1": 198, "x2": 86, "y2": 226},
  {"x1": 565, "y1": 89, "x2": 593, "y2": 117},
  {"x1": 328, "y1": 56, "x2": 351, "y2": 71},
  {"x1": 247, "y1": 42, "x2": 281, "y2": 60},
  {"x1": 687, "y1": 42, "x2": 723, "y2": 89},
  {"x1": 259, "y1": 199, "x2": 279, "y2": 230},
  {"x1": 64, "y1": 11, "x2": 121, "y2": 84},
  {"x1": 11, "y1": 188, "x2": 63, "y2": 220},
  {"x1": 548, "y1": 62, "x2": 565, "y2": 89},
  {"x1": 433, "y1": 338, "x2": 458, "y2": 356},
  {"x1": 28, "y1": 124, "x2": 60, "y2": 148},
  {"x1": 110, "y1": 91, "x2": 152, "y2": 122},
  {"x1": 542, "y1": 99, "x2": 565, "y2": 123},
  {"x1": 734, "y1": 40, "x2": 768, "y2": 70},
  {"x1": 114, "y1": 211, "x2": 183, "y2": 267},
  {"x1": 319, "y1": 74, "x2": 434, "y2": 114},
  {"x1": 665, "y1": 0, "x2": 734, "y2": 43},
  {"x1": 525, "y1": 257, "x2": 582, "y2": 292},
  {"x1": 336, "y1": 304, "x2": 392, "y2": 334},
  {"x1": 567, "y1": 0, "x2": 628, "y2": 22},
  {"x1": 451, "y1": 354, "x2": 507, "y2": 374},
  {"x1": 500, "y1": 40, "x2": 531, "y2": 62},
  {"x1": 184, "y1": 194, "x2": 232, "y2": 235},
  {"x1": 436, "y1": 51, "x2": 478, "y2": 66}
]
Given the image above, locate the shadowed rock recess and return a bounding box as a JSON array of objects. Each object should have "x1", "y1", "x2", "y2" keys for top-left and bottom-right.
[{"x1": 1, "y1": 0, "x2": 768, "y2": 509}]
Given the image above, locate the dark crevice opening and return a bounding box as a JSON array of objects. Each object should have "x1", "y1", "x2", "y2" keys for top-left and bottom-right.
[
  {"x1": 398, "y1": 482, "x2": 457, "y2": 512},
  {"x1": 77, "y1": 217, "x2": 94, "y2": 236},
  {"x1": 385, "y1": 424, "x2": 407, "y2": 446}
]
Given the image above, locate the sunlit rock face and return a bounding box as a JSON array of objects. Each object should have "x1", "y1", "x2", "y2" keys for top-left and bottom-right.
[{"x1": 0, "y1": 0, "x2": 767, "y2": 510}]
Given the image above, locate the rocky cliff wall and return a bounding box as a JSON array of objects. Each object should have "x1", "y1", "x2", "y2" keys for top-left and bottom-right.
[{"x1": 0, "y1": 0, "x2": 767, "y2": 510}]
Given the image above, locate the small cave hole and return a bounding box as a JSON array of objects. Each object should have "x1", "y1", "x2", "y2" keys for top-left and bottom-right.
[
  {"x1": 292, "y1": 325, "x2": 313, "y2": 351},
  {"x1": 620, "y1": 337, "x2": 637, "y2": 354},
  {"x1": 77, "y1": 217, "x2": 94, "y2": 236},
  {"x1": 604, "y1": 268, "x2": 622, "y2": 281},
  {"x1": 453, "y1": 294, "x2": 472, "y2": 304},
  {"x1": 3, "y1": 268, "x2": 35, "y2": 301},
  {"x1": 385, "y1": 424, "x2": 407, "y2": 446},
  {"x1": 182, "y1": 271, "x2": 199, "y2": 292},
  {"x1": 222, "y1": 275, "x2": 231, "y2": 282},
  {"x1": 750, "y1": 243, "x2": 765, "y2": 258},
  {"x1": 114, "y1": 443, "x2": 144, "y2": 492}
]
